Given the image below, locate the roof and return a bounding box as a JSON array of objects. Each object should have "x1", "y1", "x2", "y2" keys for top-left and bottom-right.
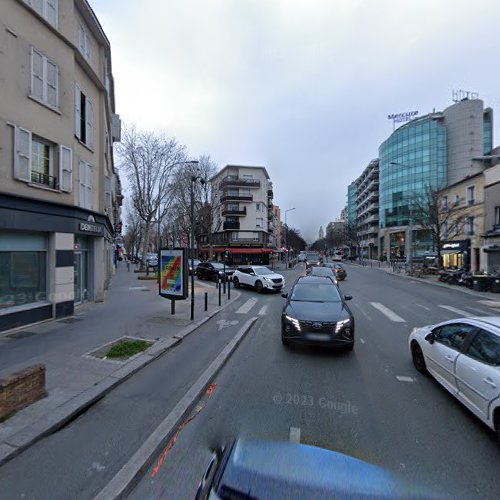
[
  {"x1": 210, "y1": 164, "x2": 270, "y2": 182},
  {"x1": 438, "y1": 171, "x2": 484, "y2": 192},
  {"x1": 469, "y1": 317, "x2": 500, "y2": 329}
]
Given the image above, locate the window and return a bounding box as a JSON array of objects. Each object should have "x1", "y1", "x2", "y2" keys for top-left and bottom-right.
[
  {"x1": 256, "y1": 203, "x2": 261, "y2": 211},
  {"x1": 79, "y1": 161, "x2": 93, "y2": 209},
  {"x1": 442, "y1": 196, "x2": 448, "y2": 210},
  {"x1": 443, "y1": 221, "x2": 449, "y2": 239},
  {"x1": 454, "y1": 194, "x2": 460, "y2": 206},
  {"x1": 466, "y1": 216, "x2": 474, "y2": 236},
  {"x1": 466, "y1": 329, "x2": 500, "y2": 366},
  {"x1": 494, "y1": 206, "x2": 500, "y2": 226},
  {"x1": 30, "y1": 47, "x2": 58, "y2": 109},
  {"x1": 79, "y1": 25, "x2": 91, "y2": 62},
  {"x1": 74, "y1": 83, "x2": 94, "y2": 147},
  {"x1": 434, "y1": 323, "x2": 476, "y2": 351},
  {"x1": 256, "y1": 217, "x2": 263, "y2": 228},
  {"x1": 454, "y1": 222, "x2": 460, "y2": 236},
  {"x1": 12, "y1": 125, "x2": 72, "y2": 191},
  {"x1": 466, "y1": 186, "x2": 475, "y2": 206},
  {"x1": 104, "y1": 176, "x2": 112, "y2": 209},
  {"x1": 24, "y1": 0, "x2": 58, "y2": 27}
]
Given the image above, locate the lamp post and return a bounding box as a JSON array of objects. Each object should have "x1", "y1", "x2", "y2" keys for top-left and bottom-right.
[
  {"x1": 190, "y1": 161, "x2": 203, "y2": 321},
  {"x1": 390, "y1": 161, "x2": 416, "y2": 270},
  {"x1": 284, "y1": 207, "x2": 296, "y2": 269}
]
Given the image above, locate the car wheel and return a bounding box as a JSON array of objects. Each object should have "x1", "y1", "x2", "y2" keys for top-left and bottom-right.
[
  {"x1": 411, "y1": 342, "x2": 427, "y2": 374},
  {"x1": 494, "y1": 410, "x2": 500, "y2": 446},
  {"x1": 281, "y1": 336, "x2": 290, "y2": 346},
  {"x1": 233, "y1": 277, "x2": 240, "y2": 288},
  {"x1": 345, "y1": 342, "x2": 354, "y2": 351},
  {"x1": 255, "y1": 280, "x2": 263, "y2": 293}
]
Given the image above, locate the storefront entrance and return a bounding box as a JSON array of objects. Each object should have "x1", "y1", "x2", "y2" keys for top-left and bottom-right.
[{"x1": 74, "y1": 237, "x2": 91, "y2": 304}]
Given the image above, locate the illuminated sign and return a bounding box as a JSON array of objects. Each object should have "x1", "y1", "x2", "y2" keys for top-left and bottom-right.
[
  {"x1": 79, "y1": 222, "x2": 103, "y2": 235},
  {"x1": 443, "y1": 242, "x2": 460, "y2": 249},
  {"x1": 387, "y1": 111, "x2": 419, "y2": 123},
  {"x1": 159, "y1": 248, "x2": 188, "y2": 300}
]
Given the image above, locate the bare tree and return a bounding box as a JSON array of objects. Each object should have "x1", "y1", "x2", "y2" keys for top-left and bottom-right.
[
  {"x1": 117, "y1": 126, "x2": 187, "y2": 270},
  {"x1": 123, "y1": 200, "x2": 142, "y2": 258}
]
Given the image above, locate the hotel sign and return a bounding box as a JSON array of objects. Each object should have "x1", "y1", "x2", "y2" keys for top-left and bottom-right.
[{"x1": 387, "y1": 111, "x2": 419, "y2": 123}]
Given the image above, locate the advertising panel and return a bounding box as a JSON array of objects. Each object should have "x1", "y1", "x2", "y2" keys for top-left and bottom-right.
[{"x1": 159, "y1": 248, "x2": 188, "y2": 300}]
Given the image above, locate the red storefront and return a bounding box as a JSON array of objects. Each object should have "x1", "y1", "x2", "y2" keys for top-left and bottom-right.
[{"x1": 200, "y1": 247, "x2": 273, "y2": 265}]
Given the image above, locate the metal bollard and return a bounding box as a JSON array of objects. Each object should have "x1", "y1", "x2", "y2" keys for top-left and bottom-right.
[
  {"x1": 171, "y1": 299, "x2": 175, "y2": 315},
  {"x1": 205, "y1": 292, "x2": 208, "y2": 311},
  {"x1": 228, "y1": 278, "x2": 231, "y2": 300},
  {"x1": 218, "y1": 280, "x2": 222, "y2": 306},
  {"x1": 223, "y1": 275, "x2": 227, "y2": 294}
]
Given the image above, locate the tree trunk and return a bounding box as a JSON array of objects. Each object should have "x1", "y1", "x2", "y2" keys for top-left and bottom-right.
[{"x1": 140, "y1": 222, "x2": 151, "y2": 271}]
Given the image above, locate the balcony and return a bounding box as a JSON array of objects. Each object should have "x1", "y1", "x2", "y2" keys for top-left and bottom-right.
[
  {"x1": 222, "y1": 207, "x2": 247, "y2": 217},
  {"x1": 489, "y1": 224, "x2": 500, "y2": 234},
  {"x1": 267, "y1": 188, "x2": 273, "y2": 196},
  {"x1": 31, "y1": 171, "x2": 58, "y2": 190},
  {"x1": 220, "y1": 176, "x2": 261, "y2": 189},
  {"x1": 223, "y1": 221, "x2": 240, "y2": 230},
  {"x1": 220, "y1": 194, "x2": 253, "y2": 203}
]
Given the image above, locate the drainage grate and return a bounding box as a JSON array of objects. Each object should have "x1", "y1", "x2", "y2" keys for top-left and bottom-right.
[{"x1": 6, "y1": 330, "x2": 38, "y2": 339}]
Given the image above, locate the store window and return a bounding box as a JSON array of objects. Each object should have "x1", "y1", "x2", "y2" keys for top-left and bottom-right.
[{"x1": 0, "y1": 233, "x2": 47, "y2": 309}]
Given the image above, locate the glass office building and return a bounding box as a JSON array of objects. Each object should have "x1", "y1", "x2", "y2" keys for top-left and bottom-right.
[
  {"x1": 347, "y1": 182, "x2": 357, "y2": 224},
  {"x1": 379, "y1": 114, "x2": 447, "y2": 230}
]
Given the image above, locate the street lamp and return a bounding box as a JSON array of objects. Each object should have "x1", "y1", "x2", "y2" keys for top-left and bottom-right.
[
  {"x1": 190, "y1": 161, "x2": 204, "y2": 321},
  {"x1": 390, "y1": 161, "x2": 416, "y2": 269},
  {"x1": 284, "y1": 207, "x2": 296, "y2": 269}
]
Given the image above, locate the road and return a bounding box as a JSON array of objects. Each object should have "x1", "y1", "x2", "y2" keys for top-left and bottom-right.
[{"x1": 1, "y1": 264, "x2": 499, "y2": 499}]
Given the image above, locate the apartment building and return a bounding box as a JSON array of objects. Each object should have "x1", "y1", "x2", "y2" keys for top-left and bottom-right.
[
  {"x1": 206, "y1": 165, "x2": 274, "y2": 265},
  {"x1": 272, "y1": 205, "x2": 282, "y2": 250},
  {"x1": 0, "y1": 0, "x2": 121, "y2": 331},
  {"x1": 483, "y1": 163, "x2": 500, "y2": 273}
]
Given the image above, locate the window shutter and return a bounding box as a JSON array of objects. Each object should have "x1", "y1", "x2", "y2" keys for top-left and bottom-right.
[
  {"x1": 79, "y1": 161, "x2": 86, "y2": 207},
  {"x1": 59, "y1": 145, "x2": 72, "y2": 192},
  {"x1": 14, "y1": 126, "x2": 32, "y2": 182},
  {"x1": 46, "y1": 60, "x2": 58, "y2": 108},
  {"x1": 104, "y1": 176, "x2": 111, "y2": 208},
  {"x1": 46, "y1": 0, "x2": 57, "y2": 27},
  {"x1": 30, "y1": 47, "x2": 44, "y2": 101},
  {"x1": 86, "y1": 164, "x2": 93, "y2": 209},
  {"x1": 74, "y1": 83, "x2": 81, "y2": 139},
  {"x1": 79, "y1": 27, "x2": 85, "y2": 55},
  {"x1": 85, "y1": 97, "x2": 94, "y2": 147}
]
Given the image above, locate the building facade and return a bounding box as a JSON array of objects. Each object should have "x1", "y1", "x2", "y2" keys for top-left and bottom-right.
[
  {"x1": 206, "y1": 165, "x2": 274, "y2": 265},
  {"x1": 0, "y1": 0, "x2": 121, "y2": 332},
  {"x1": 378, "y1": 99, "x2": 492, "y2": 261},
  {"x1": 483, "y1": 163, "x2": 500, "y2": 273},
  {"x1": 272, "y1": 205, "x2": 282, "y2": 250}
]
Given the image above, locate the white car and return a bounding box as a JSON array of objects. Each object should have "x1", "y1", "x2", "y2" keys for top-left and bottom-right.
[
  {"x1": 409, "y1": 317, "x2": 500, "y2": 443},
  {"x1": 232, "y1": 266, "x2": 285, "y2": 293}
]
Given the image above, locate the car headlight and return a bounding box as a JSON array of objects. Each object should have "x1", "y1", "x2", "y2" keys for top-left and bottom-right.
[
  {"x1": 263, "y1": 277, "x2": 273, "y2": 282},
  {"x1": 285, "y1": 315, "x2": 301, "y2": 331},
  {"x1": 335, "y1": 318, "x2": 351, "y2": 333}
]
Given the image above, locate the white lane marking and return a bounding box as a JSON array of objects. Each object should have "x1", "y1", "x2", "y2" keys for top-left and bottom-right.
[
  {"x1": 438, "y1": 305, "x2": 472, "y2": 317},
  {"x1": 216, "y1": 319, "x2": 239, "y2": 331},
  {"x1": 416, "y1": 304, "x2": 431, "y2": 311},
  {"x1": 370, "y1": 302, "x2": 406, "y2": 323},
  {"x1": 478, "y1": 300, "x2": 500, "y2": 309},
  {"x1": 236, "y1": 298, "x2": 258, "y2": 314},
  {"x1": 464, "y1": 306, "x2": 490, "y2": 315},
  {"x1": 359, "y1": 338, "x2": 365, "y2": 344},
  {"x1": 258, "y1": 304, "x2": 269, "y2": 316},
  {"x1": 129, "y1": 286, "x2": 149, "y2": 291},
  {"x1": 289, "y1": 427, "x2": 301, "y2": 443},
  {"x1": 396, "y1": 376, "x2": 415, "y2": 382}
]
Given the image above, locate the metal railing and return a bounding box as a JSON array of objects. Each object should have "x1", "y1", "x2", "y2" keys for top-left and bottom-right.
[{"x1": 31, "y1": 171, "x2": 57, "y2": 189}]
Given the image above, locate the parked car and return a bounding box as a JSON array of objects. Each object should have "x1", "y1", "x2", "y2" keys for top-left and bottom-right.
[
  {"x1": 306, "y1": 266, "x2": 338, "y2": 284},
  {"x1": 146, "y1": 252, "x2": 158, "y2": 268},
  {"x1": 196, "y1": 262, "x2": 234, "y2": 282},
  {"x1": 409, "y1": 317, "x2": 500, "y2": 443},
  {"x1": 232, "y1": 266, "x2": 285, "y2": 293},
  {"x1": 281, "y1": 276, "x2": 354, "y2": 349},
  {"x1": 189, "y1": 259, "x2": 201, "y2": 275}
]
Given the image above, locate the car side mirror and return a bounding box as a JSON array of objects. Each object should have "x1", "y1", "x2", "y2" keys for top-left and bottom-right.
[
  {"x1": 281, "y1": 292, "x2": 288, "y2": 298},
  {"x1": 425, "y1": 332, "x2": 435, "y2": 344},
  {"x1": 344, "y1": 295, "x2": 352, "y2": 301}
]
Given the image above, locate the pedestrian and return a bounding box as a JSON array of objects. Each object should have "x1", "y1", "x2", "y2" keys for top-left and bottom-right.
[{"x1": 126, "y1": 255, "x2": 130, "y2": 272}]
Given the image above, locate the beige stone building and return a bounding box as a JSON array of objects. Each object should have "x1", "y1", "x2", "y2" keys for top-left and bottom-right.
[{"x1": 0, "y1": 0, "x2": 121, "y2": 331}]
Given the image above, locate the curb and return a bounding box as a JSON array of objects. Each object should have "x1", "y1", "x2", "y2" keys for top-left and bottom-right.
[
  {"x1": 94, "y1": 316, "x2": 259, "y2": 500},
  {"x1": 0, "y1": 290, "x2": 241, "y2": 468}
]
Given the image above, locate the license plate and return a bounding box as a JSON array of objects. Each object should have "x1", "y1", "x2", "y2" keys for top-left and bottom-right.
[{"x1": 308, "y1": 333, "x2": 331, "y2": 341}]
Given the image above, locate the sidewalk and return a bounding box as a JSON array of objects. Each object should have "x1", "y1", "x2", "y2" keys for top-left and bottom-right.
[
  {"x1": 0, "y1": 264, "x2": 237, "y2": 466},
  {"x1": 345, "y1": 259, "x2": 500, "y2": 301}
]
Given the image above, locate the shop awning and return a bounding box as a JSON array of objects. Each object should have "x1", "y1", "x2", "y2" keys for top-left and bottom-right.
[
  {"x1": 441, "y1": 249, "x2": 461, "y2": 255},
  {"x1": 484, "y1": 245, "x2": 500, "y2": 253}
]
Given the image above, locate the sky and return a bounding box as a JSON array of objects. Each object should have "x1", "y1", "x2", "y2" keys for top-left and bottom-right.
[{"x1": 90, "y1": 0, "x2": 500, "y2": 242}]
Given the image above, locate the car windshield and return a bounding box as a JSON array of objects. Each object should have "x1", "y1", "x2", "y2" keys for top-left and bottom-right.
[
  {"x1": 253, "y1": 267, "x2": 273, "y2": 275},
  {"x1": 290, "y1": 283, "x2": 341, "y2": 302},
  {"x1": 211, "y1": 263, "x2": 225, "y2": 269},
  {"x1": 310, "y1": 268, "x2": 334, "y2": 276}
]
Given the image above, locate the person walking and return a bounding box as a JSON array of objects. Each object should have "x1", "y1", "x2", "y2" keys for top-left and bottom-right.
[{"x1": 126, "y1": 254, "x2": 131, "y2": 272}]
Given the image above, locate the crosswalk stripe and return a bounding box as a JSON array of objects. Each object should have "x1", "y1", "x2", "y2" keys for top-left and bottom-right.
[
  {"x1": 258, "y1": 305, "x2": 268, "y2": 316},
  {"x1": 369, "y1": 302, "x2": 406, "y2": 323},
  {"x1": 236, "y1": 298, "x2": 258, "y2": 314},
  {"x1": 438, "y1": 305, "x2": 472, "y2": 317}
]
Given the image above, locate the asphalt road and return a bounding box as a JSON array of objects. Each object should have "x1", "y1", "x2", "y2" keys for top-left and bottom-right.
[
  {"x1": 1, "y1": 264, "x2": 500, "y2": 499},
  {"x1": 129, "y1": 263, "x2": 500, "y2": 500}
]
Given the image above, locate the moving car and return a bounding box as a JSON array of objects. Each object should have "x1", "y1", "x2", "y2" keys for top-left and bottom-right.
[
  {"x1": 298, "y1": 253, "x2": 307, "y2": 262},
  {"x1": 281, "y1": 276, "x2": 354, "y2": 349},
  {"x1": 323, "y1": 262, "x2": 347, "y2": 280},
  {"x1": 196, "y1": 262, "x2": 234, "y2": 282},
  {"x1": 332, "y1": 250, "x2": 344, "y2": 262},
  {"x1": 305, "y1": 252, "x2": 322, "y2": 270},
  {"x1": 306, "y1": 266, "x2": 338, "y2": 284},
  {"x1": 189, "y1": 259, "x2": 201, "y2": 275},
  {"x1": 409, "y1": 317, "x2": 500, "y2": 443},
  {"x1": 195, "y1": 439, "x2": 423, "y2": 500},
  {"x1": 232, "y1": 266, "x2": 285, "y2": 293}
]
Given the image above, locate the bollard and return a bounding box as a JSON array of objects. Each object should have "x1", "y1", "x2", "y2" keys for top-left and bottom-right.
[
  {"x1": 204, "y1": 292, "x2": 208, "y2": 311},
  {"x1": 218, "y1": 280, "x2": 222, "y2": 306},
  {"x1": 171, "y1": 299, "x2": 175, "y2": 315},
  {"x1": 228, "y1": 278, "x2": 231, "y2": 300},
  {"x1": 223, "y1": 275, "x2": 227, "y2": 294}
]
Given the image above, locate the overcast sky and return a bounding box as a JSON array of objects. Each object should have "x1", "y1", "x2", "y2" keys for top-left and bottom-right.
[{"x1": 91, "y1": 0, "x2": 500, "y2": 242}]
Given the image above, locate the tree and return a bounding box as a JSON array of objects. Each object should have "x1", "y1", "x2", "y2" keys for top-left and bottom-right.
[
  {"x1": 344, "y1": 220, "x2": 361, "y2": 258},
  {"x1": 117, "y1": 126, "x2": 187, "y2": 270},
  {"x1": 282, "y1": 224, "x2": 306, "y2": 251},
  {"x1": 123, "y1": 200, "x2": 142, "y2": 258}
]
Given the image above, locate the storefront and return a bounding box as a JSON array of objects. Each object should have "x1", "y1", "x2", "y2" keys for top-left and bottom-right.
[
  {"x1": 389, "y1": 231, "x2": 406, "y2": 259},
  {"x1": 483, "y1": 242, "x2": 500, "y2": 274},
  {"x1": 441, "y1": 240, "x2": 470, "y2": 270},
  {"x1": 201, "y1": 247, "x2": 273, "y2": 265}
]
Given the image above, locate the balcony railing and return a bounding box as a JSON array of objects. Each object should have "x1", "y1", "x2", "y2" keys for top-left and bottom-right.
[
  {"x1": 223, "y1": 221, "x2": 240, "y2": 230},
  {"x1": 31, "y1": 171, "x2": 58, "y2": 189},
  {"x1": 220, "y1": 194, "x2": 253, "y2": 203},
  {"x1": 222, "y1": 207, "x2": 247, "y2": 217},
  {"x1": 490, "y1": 224, "x2": 500, "y2": 234},
  {"x1": 220, "y1": 177, "x2": 261, "y2": 188}
]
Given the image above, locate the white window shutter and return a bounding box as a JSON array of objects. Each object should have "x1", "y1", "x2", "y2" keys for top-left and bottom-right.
[
  {"x1": 46, "y1": 60, "x2": 58, "y2": 108},
  {"x1": 59, "y1": 145, "x2": 72, "y2": 192},
  {"x1": 30, "y1": 47, "x2": 44, "y2": 101},
  {"x1": 79, "y1": 161, "x2": 86, "y2": 207},
  {"x1": 46, "y1": 0, "x2": 57, "y2": 27},
  {"x1": 86, "y1": 97, "x2": 94, "y2": 147},
  {"x1": 14, "y1": 126, "x2": 32, "y2": 182},
  {"x1": 86, "y1": 164, "x2": 93, "y2": 209},
  {"x1": 79, "y1": 27, "x2": 85, "y2": 55},
  {"x1": 75, "y1": 83, "x2": 81, "y2": 139}
]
